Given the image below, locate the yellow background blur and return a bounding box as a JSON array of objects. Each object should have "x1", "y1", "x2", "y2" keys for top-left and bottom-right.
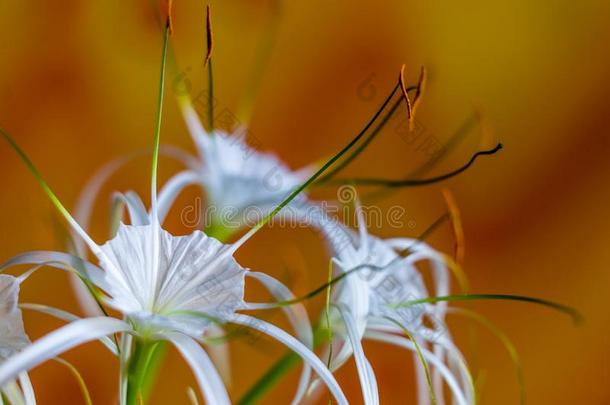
[{"x1": 1, "y1": 0, "x2": 609, "y2": 404}]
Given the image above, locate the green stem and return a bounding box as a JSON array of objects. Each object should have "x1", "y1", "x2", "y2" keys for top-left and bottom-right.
[
  {"x1": 150, "y1": 20, "x2": 170, "y2": 217},
  {"x1": 237, "y1": 324, "x2": 328, "y2": 404},
  {"x1": 126, "y1": 341, "x2": 160, "y2": 405},
  {"x1": 237, "y1": 352, "x2": 301, "y2": 405}
]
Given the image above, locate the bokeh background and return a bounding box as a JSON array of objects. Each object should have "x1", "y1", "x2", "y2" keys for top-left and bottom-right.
[{"x1": 1, "y1": 0, "x2": 609, "y2": 404}]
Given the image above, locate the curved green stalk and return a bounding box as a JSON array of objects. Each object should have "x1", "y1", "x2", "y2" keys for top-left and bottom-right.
[
  {"x1": 391, "y1": 294, "x2": 582, "y2": 324},
  {"x1": 237, "y1": 352, "x2": 300, "y2": 405},
  {"x1": 384, "y1": 317, "x2": 437, "y2": 405},
  {"x1": 449, "y1": 308, "x2": 526, "y2": 405},
  {"x1": 53, "y1": 357, "x2": 93, "y2": 405},
  {"x1": 237, "y1": 325, "x2": 329, "y2": 405},
  {"x1": 150, "y1": 19, "x2": 170, "y2": 220}
]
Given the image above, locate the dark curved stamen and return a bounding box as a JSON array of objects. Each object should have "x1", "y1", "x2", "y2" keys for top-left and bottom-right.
[
  {"x1": 408, "y1": 113, "x2": 479, "y2": 179},
  {"x1": 241, "y1": 83, "x2": 404, "y2": 242},
  {"x1": 328, "y1": 143, "x2": 503, "y2": 188},
  {"x1": 361, "y1": 113, "x2": 478, "y2": 204},
  {"x1": 315, "y1": 85, "x2": 418, "y2": 185}
]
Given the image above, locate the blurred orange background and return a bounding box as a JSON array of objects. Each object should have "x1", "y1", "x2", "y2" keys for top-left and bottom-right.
[{"x1": 1, "y1": 0, "x2": 609, "y2": 404}]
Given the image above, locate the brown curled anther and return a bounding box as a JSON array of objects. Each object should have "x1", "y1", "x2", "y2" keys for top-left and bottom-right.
[
  {"x1": 442, "y1": 189, "x2": 465, "y2": 265},
  {"x1": 167, "y1": 0, "x2": 174, "y2": 34},
  {"x1": 399, "y1": 64, "x2": 413, "y2": 122},
  {"x1": 204, "y1": 4, "x2": 213, "y2": 66},
  {"x1": 412, "y1": 66, "x2": 427, "y2": 116}
]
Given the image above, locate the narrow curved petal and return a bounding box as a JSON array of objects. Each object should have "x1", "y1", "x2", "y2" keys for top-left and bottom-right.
[
  {"x1": 0, "y1": 276, "x2": 31, "y2": 374},
  {"x1": 0, "y1": 251, "x2": 111, "y2": 293},
  {"x1": 384, "y1": 238, "x2": 450, "y2": 299},
  {"x1": 118, "y1": 333, "x2": 133, "y2": 405},
  {"x1": 246, "y1": 272, "x2": 313, "y2": 404},
  {"x1": 17, "y1": 373, "x2": 35, "y2": 405},
  {"x1": 230, "y1": 314, "x2": 348, "y2": 405},
  {"x1": 73, "y1": 154, "x2": 138, "y2": 257},
  {"x1": 365, "y1": 331, "x2": 469, "y2": 405},
  {"x1": 111, "y1": 191, "x2": 150, "y2": 227},
  {"x1": 180, "y1": 102, "x2": 211, "y2": 154},
  {"x1": 160, "y1": 145, "x2": 201, "y2": 172},
  {"x1": 0, "y1": 317, "x2": 131, "y2": 387},
  {"x1": 413, "y1": 344, "x2": 432, "y2": 405},
  {"x1": 204, "y1": 325, "x2": 231, "y2": 387},
  {"x1": 19, "y1": 303, "x2": 117, "y2": 355},
  {"x1": 432, "y1": 345, "x2": 447, "y2": 405},
  {"x1": 432, "y1": 336, "x2": 474, "y2": 404},
  {"x1": 156, "y1": 171, "x2": 200, "y2": 223},
  {"x1": 71, "y1": 154, "x2": 144, "y2": 317},
  {"x1": 364, "y1": 357, "x2": 379, "y2": 405},
  {"x1": 338, "y1": 306, "x2": 378, "y2": 405},
  {"x1": 2, "y1": 380, "x2": 26, "y2": 405},
  {"x1": 162, "y1": 332, "x2": 230, "y2": 405}
]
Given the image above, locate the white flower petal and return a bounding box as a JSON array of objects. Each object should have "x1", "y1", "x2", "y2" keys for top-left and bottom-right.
[
  {"x1": 19, "y1": 303, "x2": 117, "y2": 355},
  {"x1": 0, "y1": 275, "x2": 30, "y2": 361},
  {"x1": 305, "y1": 205, "x2": 358, "y2": 259},
  {"x1": 246, "y1": 272, "x2": 313, "y2": 404},
  {"x1": 195, "y1": 129, "x2": 308, "y2": 213},
  {"x1": 0, "y1": 251, "x2": 110, "y2": 292},
  {"x1": 73, "y1": 154, "x2": 137, "y2": 257},
  {"x1": 17, "y1": 373, "x2": 35, "y2": 405},
  {"x1": 413, "y1": 345, "x2": 432, "y2": 405},
  {"x1": 100, "y1": 224, "x2": 246, "y2": 336},
  {"x1": 230, "y1": 314, "x2": 348, "y2": 405},
  {"x1": 204, "y1": 325, "x2": 231, "y2": 386},
  {"x1": 180, "y1": 102, "x2": 211, "y2": 154},
  {"x1": 365, "y1": 331, "x2": 469, "y2": 405},
  {"x1": 111, "y1": 191, "x2": 150, "y2": 227},
  {"x1": 156, "y1": 171, "x2": 200, "y2": 223},
  {"x1": 337, "y1": 306, "x2": 378, "y2": 405},
  {"x1": 0, "y1": 317, "x2": 131, "y2": 387},
  {"x1": 118, "y1": 333, "x2": 133, "y2": 405},
  {"x1": 364, "y1": 357, "x2": 379, "y2": 405},
  {"x1": 431, "y1": 336, "x2": 474, "y2": 404},
  {"x1": 383, "y1": 238, "x2": 450, "y2": 300},
  {"x1": 2, "y1": 380, "x2": 25, "y2": 405},
  {"x1": 162, "y1": 332, "x2": 230, "y2": 405}
]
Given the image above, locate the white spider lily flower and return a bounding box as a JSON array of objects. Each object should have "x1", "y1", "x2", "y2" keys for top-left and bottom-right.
[
  {"x1": 0, "y1": 187, "x2": 347, "y2": 405},
  {"x1": 0, "y1": 104, "x2": 347, "y2": 405},
  {"x1": 156, "y1": 101, "x2": 315, "y2": 230},
  {"x1": 0, "y1": 14, "x2": 399, "y2": 400},
  {"x1": 66, "y1": 107, "x2": 315, "y2": 332},
  {"x1": 310, "y1": 207, "x2": 474, "y2": 405},
  {"x1": 0, "y1": 274, "x2": 36, "y2": 405}
]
